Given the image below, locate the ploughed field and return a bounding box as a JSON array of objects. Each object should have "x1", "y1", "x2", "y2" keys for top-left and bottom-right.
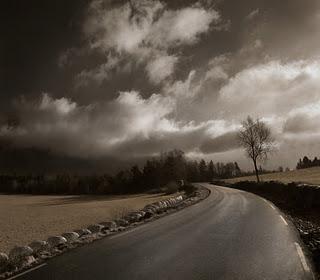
[
  {"x1": 226, "y1": 166, "x2": 320, "y2": 185},
  {"x1": 0, "y1": 193, "x2": 175, "y2": 253}
]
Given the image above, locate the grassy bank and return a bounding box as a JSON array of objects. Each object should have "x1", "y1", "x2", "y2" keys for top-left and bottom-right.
[{"x1": 226, "y1": 166, "x2": 320, "y2": 185}]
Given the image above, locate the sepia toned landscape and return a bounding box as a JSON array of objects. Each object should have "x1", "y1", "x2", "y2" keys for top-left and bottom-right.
[{"x1": 2, "y1": 0, "x2": 320, "y2": 279}]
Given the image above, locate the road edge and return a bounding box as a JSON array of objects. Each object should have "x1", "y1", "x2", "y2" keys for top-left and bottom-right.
[{"x1": 215, "y1": 183, "x2": 316, "y2": 280}]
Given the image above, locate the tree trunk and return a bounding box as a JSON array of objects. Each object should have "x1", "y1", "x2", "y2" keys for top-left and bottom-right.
[{"x1": 253, "y1": 159, "x2": 260, "y2": 182}]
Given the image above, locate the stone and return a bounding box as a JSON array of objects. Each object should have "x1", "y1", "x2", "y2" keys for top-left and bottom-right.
[
  {"x1": 124, "y1": 215, "x2": 138, "y2": 223},
  {"x1": 9, "y1": 246, "x2": 33, "y2": 261},
  {"x1": 130, "y1": 211, "x2": 144, "y2": 220},
  {"x1": 75, "y1": 228, "x2": 92, "y2": 237},
  {"x1": 144, "y1": 205, "x2": 157, "y2": 213},
  {"x1": 87, "y1": 224, "x2": 104, "y2": 233},
  {"x1": 114, "y1": 219, "x2": 129, "y2": 227},
  {"x1": 62, "y1": 232, "x2": 79, "y2": 243},
  {"x1": 161, "y1": 201, "x2": 168, "y2": 208},
  {"x1": 111, "y1": 226, "x2": 123, "y2": 232},
  {"x1": 47, "y1": 236, "x2": 67, "y2": 248},
  {"x1": 0, "y1": 253, "x2": 9, "y2": 272},
  {"x1": 137, "y1": 211, "x2": 146, "y2": 218},
  {"x1": 100, "y1": 221, "x2": 117, "y2": 230},
  {"x1": 153, "y1": 202, "x2": 161, "y2": 207},
  {"x1": 9, "y1": 246, "x2": 35, "y2": 267},
  {"x1": 144, "y1": 210, "x2": 153, "y2": 219},
  {"x1": 28, "y1": 240, "x2": 48, "y2": 254}
]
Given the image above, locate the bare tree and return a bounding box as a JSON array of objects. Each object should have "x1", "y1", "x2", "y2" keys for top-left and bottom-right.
[{"x1": 238, "y1": 116, "x2": 274, "y2": 182}]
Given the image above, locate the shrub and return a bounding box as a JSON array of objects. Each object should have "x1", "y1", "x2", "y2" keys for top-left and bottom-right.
[
  {"x1": 163, "y1": 181, "x2": 179, "y2": 195},
  {"x1": 230, "y1": 180, "x2": 320, "y2": 210},
  {"x1": 180, "y1": 182, "x2": 196, "y2": 196}
]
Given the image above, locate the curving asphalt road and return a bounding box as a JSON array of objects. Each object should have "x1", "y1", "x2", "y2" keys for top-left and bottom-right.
[{"x1": 11, "y1": 184, "x2": 314, "y2": 280}]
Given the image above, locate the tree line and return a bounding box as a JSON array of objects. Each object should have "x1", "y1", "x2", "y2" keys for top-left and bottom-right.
[
  {"x1": 296, "y1": 156, "x2": 320, "y2": 169},
  {"x1": 0, "y1": 149, "x2": 241, "y2": 195}
]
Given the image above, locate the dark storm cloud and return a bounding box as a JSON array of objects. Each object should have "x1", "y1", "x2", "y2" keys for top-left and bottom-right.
[
  {"x1": 200, "y1": 131, "x2": 239, "y2": 154},
  {"x1": 2, "y1": 0, "x2": 320, "y2": 171},
  {"x1": 283, "y1": 114, "x2": 320, "y2": 134},
  {"x1": 0, "y1": 91, "x2": 235, "y2": 159}
]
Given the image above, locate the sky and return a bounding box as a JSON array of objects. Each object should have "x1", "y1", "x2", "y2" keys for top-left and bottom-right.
[{"x1": 1, "y1": 0, "x2": 320, "y2": 173}]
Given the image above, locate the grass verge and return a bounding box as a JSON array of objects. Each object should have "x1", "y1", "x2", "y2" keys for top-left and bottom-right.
[{"x1": 226, "y1": 166, "x2": 320, "y2": 185}]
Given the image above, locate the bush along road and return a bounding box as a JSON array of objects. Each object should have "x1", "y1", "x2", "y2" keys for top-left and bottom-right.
[
  {"x1": 0, "y1": 185, "x2": 210, "y2": 279},
  {"x1": 227, "y1": 180, "x2": 320, "y2": 279},
  {"x1": 0, "y1": 184, "x2": 314, "y2": 280}
]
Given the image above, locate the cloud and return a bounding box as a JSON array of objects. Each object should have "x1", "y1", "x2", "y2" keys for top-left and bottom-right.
[
  {"x1": 77, "y1": 0, "x2": 220, "y2": 87},
  {"x1": 200, "y1": 131, "x2": 239, "y2": 153},
  {"x1": 5, "y1": 57, "x2": 320, "y2": 170},
  {"x1": 148, "y1": 6, "x2": 219, "y2": 48},
  {"x1": 74, "y1": 54, "x2": 120, "y2": 87},
  {"x1": 216, "y1": 60, "x2": 320, "y2": 120},
  {"x1": 1, "y1": 90, "x2": 242, "y2": 161},
  {"x1": 1, "y1": 91, "x2": 177, "y2": 158},
  {"x1": 167, "y1": 56, "x2": 320, "y2": 167},
  {"x1": 244, "y1": 1, "x2": 320, "y2": 60},
  {"x1": 85, "y1": 0, "x2": 162, "y2": 53},
  {"x1": 39, "y1": 93, "x2": 77, "y2": 115},
  {"x1": 85, "y1": 0, "x2": 219, "y2": 52},
  {"x1": 112, "y1": 90, "x2": 176, "y2": 138},
  {"x1": 6, "y1": 0, "x2": 320, "y2": 173},
  {"x1": 164, "y1": 70, "x2": 200, "y2": 99},
  {"x1": 239, "y1": 39, "x2": 263, "y2": 55},
  {"x1": 282, "y1": 100, "x2": 320, "y2": 134},
  {"x1": 145, "y1": 54, "x2": 178, "y2": 84},
  {"x1": 107, "y1": 118, "x2": 239, "y2": 158},
  {"x1": 204, "y1": 55, "x2": 229, "y2": 81},
  {"x1": 283, "y1": 114, "x2": 320, "y2": 134}
]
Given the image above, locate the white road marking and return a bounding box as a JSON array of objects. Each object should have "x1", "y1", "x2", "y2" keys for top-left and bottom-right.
[
  {"x1": 262, "y1": 198, "x2": 276, "y2": 210},
  {"x1": 7, "y1": 263, "x2": 47, "y2": 280},
  {"x1": 269, "y1": 204, "x2": 276, "y2": 210},
  {"x1": 295, "y1": 242, "x2": 311, "y2": 273},
  {"x1": 279, "y1": 215, "x2": 288, "y2": 226}
]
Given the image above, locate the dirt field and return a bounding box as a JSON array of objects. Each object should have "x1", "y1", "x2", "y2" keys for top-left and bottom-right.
[
  {"x1": 226, "y1": 166, "x2": 320, "y2": 185},
  {"x1": 0, "y1": 193, "x2": 175, "y2": 254}
]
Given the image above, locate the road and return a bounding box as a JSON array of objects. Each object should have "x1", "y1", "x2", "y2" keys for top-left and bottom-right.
[{"x1": 11, "y1": 184, "x2": 314, "y2": 280}]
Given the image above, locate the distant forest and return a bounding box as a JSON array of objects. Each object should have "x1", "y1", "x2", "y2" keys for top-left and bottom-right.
[
  {"x1": 0, "y1": 150, "x2": 241, "y2": 195},
  {"x1": 296, "y1": 156, "x2": 320, "y2": 169}
]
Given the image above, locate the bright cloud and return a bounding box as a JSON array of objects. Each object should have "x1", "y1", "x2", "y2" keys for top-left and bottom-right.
[
  {"x1": 148, "y1": 7, "x2": 219, "y2": 48},
  {"x1": 146, "y1": 54, "x2": 178, "y2": 84},
  {"x1": 217, "y1": 60, "x2": 320, "y2": 119},
  {"x1": 39, "y1": 93, "x2": 77, "y2": 115},
  {"x1": 78, "y1": 0, "x2": 220, "y2": 87}
]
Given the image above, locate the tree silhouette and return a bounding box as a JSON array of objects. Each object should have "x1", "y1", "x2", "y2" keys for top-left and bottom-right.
[{"x1": 238, "y1": 116, "x2": 274, "y2": 182}]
